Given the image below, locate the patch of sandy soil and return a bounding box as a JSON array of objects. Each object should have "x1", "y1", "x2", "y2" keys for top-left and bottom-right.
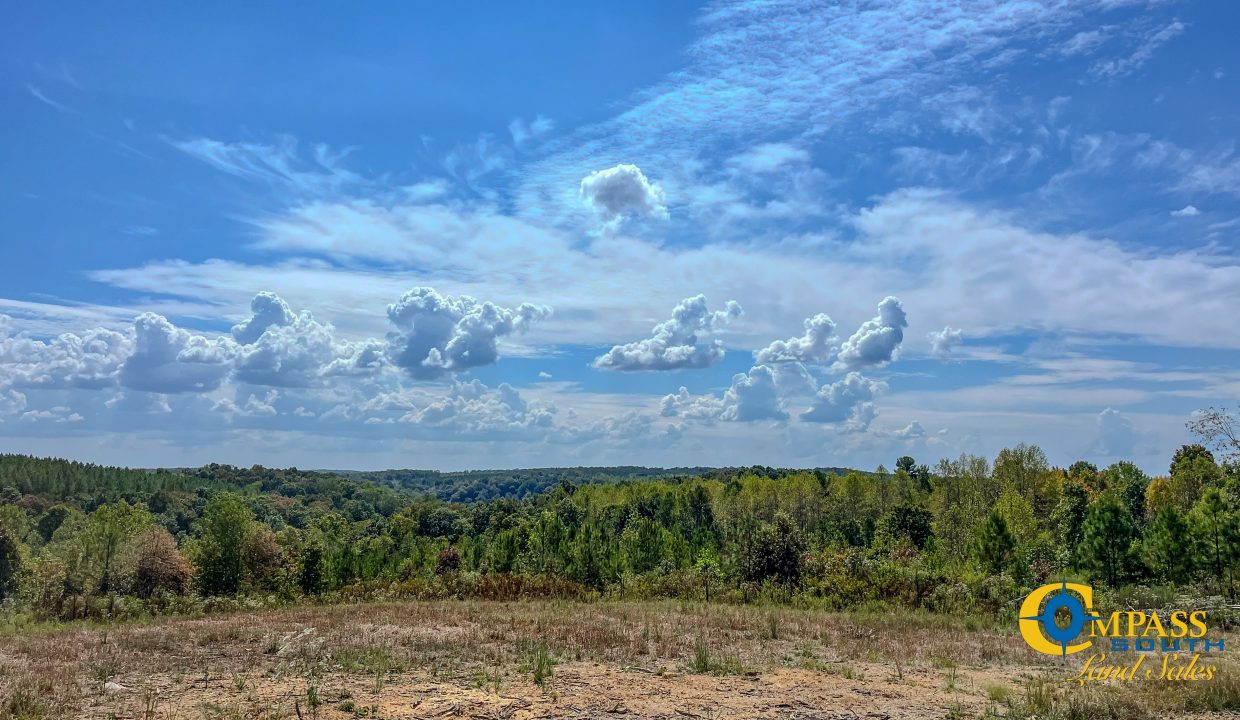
[
  {"x1": 83, "y1": 661, "x2": 1024, "y2": 719},
  {"x1": 4, "y1": 601, "x2": 1234, "y2": 719}
]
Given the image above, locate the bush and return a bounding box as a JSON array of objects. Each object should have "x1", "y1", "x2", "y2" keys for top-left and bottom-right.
[{"x1": 435, "y1": 547, "x2": 462, "y2": 576}]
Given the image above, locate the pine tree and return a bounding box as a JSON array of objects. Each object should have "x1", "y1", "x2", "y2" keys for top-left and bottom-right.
[
  {"x1": 1189, "y1": 488, "x2": 1238, "y2": 599},
  {"x1": 1081, "y1": 495, "x2": 1139, "y2": 588},
  {"x1": 974, "y1": 510, "x2": 1016, "y2": 574},
  {"x1": 1142, "y1": 506, "x2": 1194, "y2": 585}
]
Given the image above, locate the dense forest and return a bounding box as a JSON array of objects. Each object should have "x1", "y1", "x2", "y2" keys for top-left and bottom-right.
[
  {"x1": 334, "y1": 466, "x2": 718, "y2": 502},
  {"x1": 0, "y1": 409, "x2": 1237, "y2": 624}
]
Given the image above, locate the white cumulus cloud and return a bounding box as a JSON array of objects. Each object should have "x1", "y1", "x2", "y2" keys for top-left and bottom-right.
[
  {"x1": 231, "y1": 291, "x2": 296, "y2": 344},
  {"x1": 233, "y1": 292, "x2": 383, "y2": 387},
  {"x1": 579, "y1": 164, "x2": 667, "y2": 222},
  {"x1": 837, "y1": 296, "x2": 907, "y2": 369},
  {"x1": 660, "y1": 364, "x2": 787, "y2": 423},
  {"x1": 0, "y1": 389, "x2": 27, "y2": 420},
  {"x1": 928, "y1": 326, "x2": 964, "y2": 358},
  {"x1": 800, "y1": 372, "x2": 886, "y2": 430},
  {"x1": 594, "y1": 295, "x2": 742, "y2": 371},
  {"x1": 119, "y1": 314, "x2": 234, "y2": 394},
  {"x1": 387, "y1": 288, "x2": 550, "y2": 380},
  {"x1": 895, "y1": 421, "x2": 927, "y2": 439},
  {"x1": 720, "y1": 365, "x2": 787, "y2": 422},
  {"x1": 403, "y1": 380, "x2": 554, "y2": 437},
  {"x1": 0, "y1": 325, "x2": 130, "y2": 390},
  {"x1": 755, "y1": 313, "x2": 837, "y2": 364}
]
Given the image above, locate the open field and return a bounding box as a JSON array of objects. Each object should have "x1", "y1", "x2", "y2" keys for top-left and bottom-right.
[{"x1": 1, "y1": 600, "x2": 1236, "y2": 720}]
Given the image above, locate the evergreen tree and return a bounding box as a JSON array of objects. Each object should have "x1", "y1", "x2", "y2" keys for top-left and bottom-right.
[
  {"x1": 1189, "y1": 488, "x2": 1238, "y2": 598},
  {"x1": 974, "y1": 510, "x2": 1016, "y2": 574},
  {"x1": 895, "y1": 456, "x2": 931, "y2": 492},
  {"x1": 1123, "y1": 476, "x2": 1150, "y2": 532},
  {"x1": 571, "y1": 521, "x2": 606, "y2": 589},
  {"x1": 1143, "y1": 506, "x2": 1194, "y2": 585},
  {"x1": 621, "y1": 516, "x2": 665, "y2": 575},
  {"x1": 1081, "y1": 495, "x2": 1140, "y2": 587}
]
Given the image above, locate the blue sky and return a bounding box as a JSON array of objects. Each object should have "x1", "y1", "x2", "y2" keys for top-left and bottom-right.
[{"x1": 2, "y1": 0, "x2": 1238, "y2": 472}]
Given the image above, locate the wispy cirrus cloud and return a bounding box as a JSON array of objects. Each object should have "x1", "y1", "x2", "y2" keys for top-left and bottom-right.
[
  {"x1": 1089, "y1": 19, "x2": 1185, "y2": 80},
  {"x1": 26, "y1": 84, "x2": 80, "y2": 115},
  {"x1": 514, "y1": 0, "x2": 1142, "y2": 226},
  {"x1": 171, "y1": 135, "x2": 365, "y2": 196}
]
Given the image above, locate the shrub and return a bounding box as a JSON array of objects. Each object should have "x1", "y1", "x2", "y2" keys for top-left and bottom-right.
[{"x1": 435, "y1": 547, "x2": 462, "y2": 576}]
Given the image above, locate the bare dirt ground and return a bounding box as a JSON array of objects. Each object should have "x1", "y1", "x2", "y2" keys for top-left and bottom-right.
[{"x1": 0, "y1": 600, "x2": 1233, "y2": 719}]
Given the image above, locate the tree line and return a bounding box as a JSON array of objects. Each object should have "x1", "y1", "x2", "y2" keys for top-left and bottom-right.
[{"x1": 0, "y1": 411, "x2": 1237, "y2": 621}]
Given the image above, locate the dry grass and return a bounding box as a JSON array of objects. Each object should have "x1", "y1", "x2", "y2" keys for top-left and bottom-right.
[{"x1": 0, "y1": 600, "x2": 1234, "y2": 719}]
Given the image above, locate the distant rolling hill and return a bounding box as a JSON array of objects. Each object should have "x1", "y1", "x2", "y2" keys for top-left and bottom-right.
[{"x1": 335, "y1": 465, "x2": 858, "y2": 502}]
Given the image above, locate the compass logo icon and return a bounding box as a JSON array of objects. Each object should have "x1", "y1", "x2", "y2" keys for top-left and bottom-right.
[{"x1": 1018, "y1": 580, "x2": 1100, "y2": 656}]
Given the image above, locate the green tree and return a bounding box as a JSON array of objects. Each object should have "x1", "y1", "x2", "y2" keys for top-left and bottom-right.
[
  {"x1": 0, "y1": 525, "x2": 22, "y2": 601},
  {"x1": 419, "y1": 506, "x2": 467, "y2": 541},
  {"x1": 35, "y1": 505, "x2": 75, "y2": 543},
  {"x1": 489, "y1": 529, "x2": 521, "y2": 574},
  {"x1": 693, "y1": 548, "x2": 720, "y2": 601},
  {"x1": 1172, "y1": 444, "x2": 1216, "y2": 476},
  {"x1": 1052, "y1": 481, "x2": 1089, "y2": 569},
  {"x1": 896, "y1": 456, "x2": 932, "y2": 493},
  {"x1": 621, "y1": 516, "x2": 665, "y2": 575},
  {"x1": 1142, "y1": 506, "x2": 1194, "y2": 585},
  {"x1": 78, "y1": 501, "x2": 154, "y2": 594},
  {"x1": 1067, "y1": 461, "x2": 1098, "y2": 483},
  {"x1": 993, "y1": 444, "x2": 1050, "y2": 506},
  {"x1": 1081, "y1": 495, "x2": 1139, "y2": 588},
  {"x1": 994, "y1": 489, "x2": 1037, "y2": 545},
  {"x1": 742, "y1": 512, "x2": 806, "y2": 585},
  {"x1": 973, "y1": 510, "x2": 1016, "y2": 574},
  {"x1": 878, "y1": 504, "x2": 934, "y2": 549},
  {"x1": 1189, "y1": 488, "x2": 1238, "y2": 598},
  {"x1": 192, "y1": 493, "x2": 254, "y2": 596},
  {"x1": 298, "y1": 541, "x2": 325, "y2": 596},
  {"x1": 1169, "y1": 447, "x2": 1223, "y2": 512}
]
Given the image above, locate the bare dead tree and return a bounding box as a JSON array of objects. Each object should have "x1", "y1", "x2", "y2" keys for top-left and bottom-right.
[{"x1": 1187, "y1": 407, "x2": 1240, "y2": 463}]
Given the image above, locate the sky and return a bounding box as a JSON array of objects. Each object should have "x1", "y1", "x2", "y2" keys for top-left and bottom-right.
[{"x1": 2, "y1": 0, "x2": 1239, "y2": 473}]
